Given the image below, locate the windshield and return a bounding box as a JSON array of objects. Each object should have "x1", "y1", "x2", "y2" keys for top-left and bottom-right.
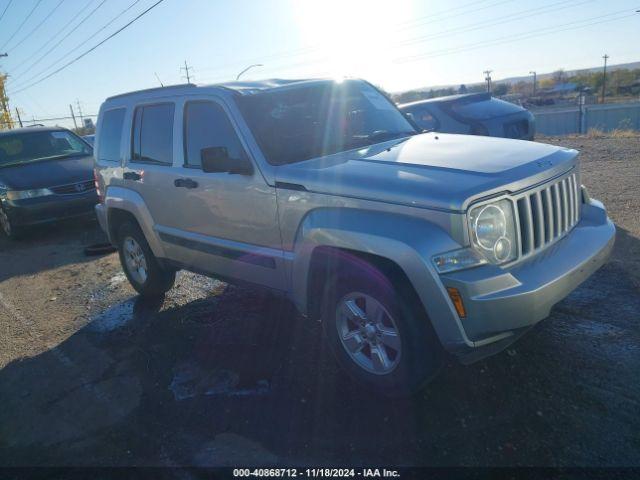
[
  {"x1": 238, "y1": 81, "x2": 417, "y2": 165},
  {"x1": 0, "y1": 130, "x2": 92, "y2": 168}
]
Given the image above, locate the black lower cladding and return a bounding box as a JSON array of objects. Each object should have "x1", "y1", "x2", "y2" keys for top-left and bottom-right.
[{"x1": 158, "y1": 231, "x2": 277, "y2": 269}]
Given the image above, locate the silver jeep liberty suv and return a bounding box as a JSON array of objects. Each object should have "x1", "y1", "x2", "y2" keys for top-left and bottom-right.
[{"x1": 94, "y1": 79, "x2": 615, "y2": 396}]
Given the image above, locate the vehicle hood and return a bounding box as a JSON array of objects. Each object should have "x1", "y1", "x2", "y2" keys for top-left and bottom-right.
[
  {"x1": 274, "y1": 133, "x2": 578, "y2": 211},
  {"x1": 0, "y1": 155, "x2": 94, "y2": 190}
]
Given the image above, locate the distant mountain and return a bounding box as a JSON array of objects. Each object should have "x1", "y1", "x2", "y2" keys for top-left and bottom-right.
[
  {"x1": 396, "y1": 61, "x2": 640, "y2": 93},
  {"x1": 495, "y1": 61, "x2": 640, "y2": 86}
]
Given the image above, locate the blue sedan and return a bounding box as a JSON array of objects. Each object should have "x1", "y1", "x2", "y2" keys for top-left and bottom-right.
[{"x1": 399, "y1": 92, "x2": 535, "y2": 140}]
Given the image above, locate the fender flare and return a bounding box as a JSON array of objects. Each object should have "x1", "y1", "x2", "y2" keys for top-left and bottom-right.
[
  {"x1": 291, "y1": 208, "x2": 473, "y2": 349},
  {"x1": 103, "y1": 186, "x2": 166, "y2": 258}
]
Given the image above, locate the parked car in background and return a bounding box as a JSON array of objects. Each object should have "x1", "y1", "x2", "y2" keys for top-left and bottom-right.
[
  {"x1": 83, "y1": 134, "x2": 95, "y2": 146},
  {"x1": 94, "y1": 79, "x2": 613, "y2": 396},
  {"x1": 399, "y1": 92, "x2": 535, "y2": 140},
  {"x1": 0, "y1": 126, "x2": 97, "y2": 238}
]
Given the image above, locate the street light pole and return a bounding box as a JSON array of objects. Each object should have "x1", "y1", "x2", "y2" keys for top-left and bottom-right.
[
  {"x1": 601, "y1": 54, "x2": 609, "y2": 104},
  {"x1": 236, "y1": 64, "x2": 263, "y2": 81}
]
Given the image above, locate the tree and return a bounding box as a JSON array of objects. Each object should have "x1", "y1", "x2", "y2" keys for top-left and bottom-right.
[
  {"x1": 493, "y1": 83, "x2": 508, "y2": 96},
  {"x1": 552, "y1": 69, "x2": 566, "y2": 85},
  {"x1": 0, "y1": 74, "x2": 13, "y2": 130}
]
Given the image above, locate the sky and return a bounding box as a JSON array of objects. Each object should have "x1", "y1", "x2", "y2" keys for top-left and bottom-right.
[{"x1": 0, "y1": 0, "x2": 638, "y2": 128}]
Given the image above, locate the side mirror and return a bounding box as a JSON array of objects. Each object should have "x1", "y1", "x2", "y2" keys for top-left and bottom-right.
[{"x1": 200, "y1": 146, "x2": 253, "y2": 175}]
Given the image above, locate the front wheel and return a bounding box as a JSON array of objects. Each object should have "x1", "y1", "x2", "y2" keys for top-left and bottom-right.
[
  {"x1": 117, "y1": 222, "x2": 175, "y2": 297},
  {"x1": 0, "y1": 205, "x2": 22, "y2": 240},
  {"x1": 321, "y1": 259, "x2": 443, "y2": 397}
]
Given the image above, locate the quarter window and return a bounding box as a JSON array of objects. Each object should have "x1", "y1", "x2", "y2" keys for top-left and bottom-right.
[
  {"x1": 183, "y1": 101, "x2": 247, "y2": 168},
  {"x1": 131, "y1": 103, "x2": 175, "y2": 165},
  {"x1": 97, "y1": 108, "x2": 125, "y2": 162}
]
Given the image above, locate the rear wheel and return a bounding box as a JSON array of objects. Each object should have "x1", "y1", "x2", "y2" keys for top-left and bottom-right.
[
  {"x1": 321, "y1": 257, "x2": 443, "y2": 397},
  {"x1": 117, "y1": 222, "x2": 175, "y2": 297}
]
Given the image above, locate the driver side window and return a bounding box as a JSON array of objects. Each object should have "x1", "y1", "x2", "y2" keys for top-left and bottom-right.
[{"x1": 183, "y1": 101, "x2": 247, "y2": 168}]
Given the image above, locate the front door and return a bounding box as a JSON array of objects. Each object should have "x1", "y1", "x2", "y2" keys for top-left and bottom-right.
[{"x1": 157, "y1": 97, "x2": 285, "y2": 290}]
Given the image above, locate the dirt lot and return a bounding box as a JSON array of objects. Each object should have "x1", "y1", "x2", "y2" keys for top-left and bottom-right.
[{"x1": 0, "y1": 135, "x2": 638, "y2": 467}]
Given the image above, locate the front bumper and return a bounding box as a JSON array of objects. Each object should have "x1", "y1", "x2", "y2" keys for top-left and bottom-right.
[
  {"x1": 3, "y1": 191, "x2": 98, "y2": 227},
  {"x1": 441, "y1": 198, "x2": 615, "y2": 361}
]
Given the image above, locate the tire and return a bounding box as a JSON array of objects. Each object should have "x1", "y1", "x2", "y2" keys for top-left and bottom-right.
[
  {"x1": 321, "y1": 256, "x2": 443, "y2": 397},
  {"x1": 0, "y1": 205, "x2": 23, "y2": 240},
  {"x1": 116, "y1": 221, "x2": 175, "y2": 297}
]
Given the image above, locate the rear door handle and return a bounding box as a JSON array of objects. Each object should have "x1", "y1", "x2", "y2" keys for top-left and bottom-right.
[
  {"x1": 123, "y1": 171, "x2": 142, "y2": 181},
  {"x1": 174, "y1": 178, "x2": 198, "y2": 189}
]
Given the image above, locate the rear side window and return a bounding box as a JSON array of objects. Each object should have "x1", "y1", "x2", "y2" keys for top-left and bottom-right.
[
  {"x1": 97, "y1": 108, "x2": 125, "y2": 162},
  {"x1": 183, "y1": 101, "x2": 247, "y2": 168},
  {"x1": 131, "y1": 103, "x2": 174, "y2": 165}
]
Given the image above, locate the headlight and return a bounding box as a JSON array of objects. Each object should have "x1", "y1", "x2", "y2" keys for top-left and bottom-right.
[
  {"x1": 468, "y1": 198, "x2": 517, "y2": 265},
  {"x1": 6, "y1": 188, "x2": 54, "y2": 200}
]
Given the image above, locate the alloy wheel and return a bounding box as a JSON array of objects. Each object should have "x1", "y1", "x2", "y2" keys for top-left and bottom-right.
[
  {"x1": 335, "y1": 292, "x2": 402, "y2": 375},
  {"x1": 123, "y1": 236, "x2": 148, "y2": 284}
]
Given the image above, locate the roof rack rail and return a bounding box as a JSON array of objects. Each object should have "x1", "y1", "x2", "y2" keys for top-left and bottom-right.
[{"x1": 106, "y1": 83, "x2": 197, "y2": 101}]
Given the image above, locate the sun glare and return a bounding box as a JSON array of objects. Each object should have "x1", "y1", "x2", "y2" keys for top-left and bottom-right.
[{"x1": 293, "y1": 0, "x2": 415, "y2": 80}]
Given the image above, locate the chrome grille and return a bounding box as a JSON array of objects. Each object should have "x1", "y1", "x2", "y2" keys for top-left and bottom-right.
[
  {"x1": 515, "y1": 172, "x2": 581, "y2": 258},
  {"x1": 50, "y1": 180, "x2": 95, "y2": 195}
]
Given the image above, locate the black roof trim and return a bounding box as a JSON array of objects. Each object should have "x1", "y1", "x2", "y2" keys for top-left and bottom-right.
[{"x1": 106, "y1": 83, "x2": 197, "y2": 101}]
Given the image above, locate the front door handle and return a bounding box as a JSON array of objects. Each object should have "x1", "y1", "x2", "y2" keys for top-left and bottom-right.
[
  {"x1": 174, "y1": 178, "x2": 198, "y2": 189},
  {"x1": 123, "y1": 171, "x2": 142, "y2": 181}
]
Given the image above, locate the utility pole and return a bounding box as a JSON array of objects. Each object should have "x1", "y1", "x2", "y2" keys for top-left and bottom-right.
[
  {"x1": 15, "y1": 107, "x2": 22, "y2": 127},
  {"x1": 181, "y1": 60, "x2": 194, "y2": 84},
  {"x1": 69, "y1": 104, "x2": 78, "y2": 130},
  {"x1": 529, "y1": 71, "x2": 537, "y2": 95},
  {"x1": 601, "y1": 54, "x2": 609, "y2": 104},
  {"x1": 76, "y1": 99, "x2": 84, "y2": 126},
  {"x1": 483, "y1": 70, "x2": 493, "y2": 93}
]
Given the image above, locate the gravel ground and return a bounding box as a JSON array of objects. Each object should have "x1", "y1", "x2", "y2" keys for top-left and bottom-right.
[{"x1": 0, "y1": 134, "x2": 638, "y2": 468}]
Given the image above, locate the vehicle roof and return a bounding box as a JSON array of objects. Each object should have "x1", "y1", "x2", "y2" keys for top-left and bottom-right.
[
  {"x1": 398, "y1": 92, "x2": 492, "y2": 108},
  {"x1": 103, "y1": 78, "x2": 347, "y2": 104},
  {"x1": 0, "y1": 125, "x2": 67, "y2": 137}
]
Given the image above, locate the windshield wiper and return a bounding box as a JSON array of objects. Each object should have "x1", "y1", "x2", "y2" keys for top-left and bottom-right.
[{"x1": 366, "y1": 130, "x2": 418, "y2": 143}]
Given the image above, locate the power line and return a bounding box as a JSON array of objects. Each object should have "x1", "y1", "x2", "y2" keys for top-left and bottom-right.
[
  {"x1": 0, "y1": 0, "x2": 44, "y2": 51},
  {"x1": 8, "y1": 0, "x2": 96, "y2": 75},
  {"x1": 0, "y1": 0, "x2": 13, "y2": 25},
  {"x1": 10, "y1": 0, "x2": 167, "y2": 95},
  {"x1": 396, "y1": 0, "x2": 590, "y2": 47},
  {"x1": 8, "y1": 0, "x2": 107, "y2": 83},
  {"x1": 195, "y1": 0, "x2": 592, "y2": 83},
  {"x1": 11, "y1": 0, "x2": 142, "y2": 88},
  {"x1": 194, "y1": 0, "x2": 516, "y2": 78},
  {"x1": 394, "y1": 8, "x2": 636, "y2": 63},
  {"x1": 7, "y1": 0, "x2": 65, "y2": 53}
]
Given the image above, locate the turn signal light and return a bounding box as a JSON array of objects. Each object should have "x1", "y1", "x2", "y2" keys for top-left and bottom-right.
[{"x1": 446, "y1": 287, "x2": 467, "y2": 319}]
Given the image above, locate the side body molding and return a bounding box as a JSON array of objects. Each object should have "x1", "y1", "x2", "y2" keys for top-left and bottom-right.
[
  {"x1": 290, "y1": 208, "x2": 474, "y2": 349},
  {"x1": 103, "y1": 186, "x2": 166, "y2": 259}
]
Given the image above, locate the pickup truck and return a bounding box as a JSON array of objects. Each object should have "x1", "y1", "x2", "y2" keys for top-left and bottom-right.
[{"x1": 93, "y1": 79, "x2": 615, "y2": 396}]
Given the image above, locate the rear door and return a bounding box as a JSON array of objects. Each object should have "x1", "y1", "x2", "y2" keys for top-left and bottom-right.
[
  {"x1": 154, "y1": 96, "x2": 285, "y2": 290},
  {"x1": 123, "y1": 101, "x2": 181, "y2": 232}
]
